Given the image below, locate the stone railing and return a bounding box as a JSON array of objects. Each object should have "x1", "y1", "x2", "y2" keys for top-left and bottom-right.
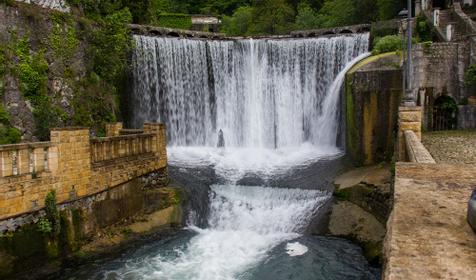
[
  {"x1": 0, "y1": 142, "x2": 55, "y2": 178},
  {"x1": 403, "y1": 130, "x2": 436, "y2": 163},
  {"x1": 0, "y1": 123, "x2": 167, "y2": 220},
  {"x1": 90, "y1": 133, "x2": 155, "y2": 165}
]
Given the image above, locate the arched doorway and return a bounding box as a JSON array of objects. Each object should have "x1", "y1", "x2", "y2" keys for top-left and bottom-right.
[
  {"x1": 433, "y1": 0, "x2": 450, "y2": 9},
  {"x1": 432, "y1": 95, "x2": 457, "y2": 131}
]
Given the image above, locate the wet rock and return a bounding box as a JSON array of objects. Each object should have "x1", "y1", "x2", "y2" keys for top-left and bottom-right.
[
  {"x1": 236, "y1": 174, "x2": 265, "y2": 186},
  {"x1": 327, "y1": 201, "x2": 385, "y2": 263}
]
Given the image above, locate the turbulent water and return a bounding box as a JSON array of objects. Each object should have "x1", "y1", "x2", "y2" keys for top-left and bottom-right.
[
  {"x1": 131, "y1": 34, "x2": 369, "y2": 149},
  {"x1": 93, "y1": 185, "x2": 332, "y2": 280}
]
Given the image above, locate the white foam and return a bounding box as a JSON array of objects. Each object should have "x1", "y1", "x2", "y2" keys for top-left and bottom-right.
[
  {"x1": 286, "y1": 242, "x2": 309, "y2": 257},
  {"x1": 168, "y1": 143, "x2": 343, "y2": 181},
  {"x1": 104, "y1": 185, "x2": 331, "y2": 280}
]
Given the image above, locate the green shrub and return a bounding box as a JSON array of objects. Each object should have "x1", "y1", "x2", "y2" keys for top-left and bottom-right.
[
  {"x1": 415, "y1": 16, "x2": 433, "y2": 42},
  {"x1": 49, "y1": 12, "x2": 79, "y2": 63},
  {"x1": 372, "y1": 35, "x2": 403, "y2": 55},
  {"x1": 37, "y1": 217, "x2": 53, "y2": 234},
  {"x1": 465, "y1": 64, "x2": 476, "y2": 86},
  {"x1": 0, "y1": 126, "x2": 21, "y2": 144},
  {"x1": 157, "y1": 13, "x2": 192, "y2": 29},
  {"x1": 44, "y1": 190, "x2": 61, "y2": 238}
]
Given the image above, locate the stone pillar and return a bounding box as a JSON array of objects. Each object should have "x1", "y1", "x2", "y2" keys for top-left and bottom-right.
[
  {"x1": 50, "y1": 128, "x2": 92, "y2": 202},
  {"x1": 105, "y1": 122, "x2": 123, "y2": 137},
  {"x1": 143, "y1": 123, "x2": 168, "y2": 168},
  {"x1": 416, "y1": 0, "x2": 422, "y2": 16},
  {"x1": 397, "y1": 107, "x2": 422, "y2": 161}
]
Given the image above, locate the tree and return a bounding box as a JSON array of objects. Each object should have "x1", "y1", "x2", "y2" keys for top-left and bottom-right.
[
  {"x1": 377, "y1": 0, "x2": 406, "y2": 20},
  {"x1": 315, "y1": 0, "x2": 379, "y2": 28},
  {"x1": 222, "y1": 6, "x2": 254, "y2": 35},
  {"x1": 295, "y1": 2, "x2": 319, "y2": 30},
  {"x1": 252, "y1": 0, "x2": 295, "y2": 34}
]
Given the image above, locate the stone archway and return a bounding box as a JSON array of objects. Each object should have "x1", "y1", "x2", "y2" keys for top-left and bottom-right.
[{"x1": 432, "y1": 95, "x2": 458, "y2": 131}]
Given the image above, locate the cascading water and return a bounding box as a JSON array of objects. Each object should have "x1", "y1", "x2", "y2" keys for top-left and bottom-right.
[
  {"x1": 59, "y1": 34, "x2": 378, "y2": 280},
  {"x1": 132, "y1": 34, "x2": 369, "y2": 149},
  {"x1": 131, "y1": 34, "x2": 369, "y2": 177},
  {"x1": 99, "y1": 185, "x2": 332, "y2": 280}
]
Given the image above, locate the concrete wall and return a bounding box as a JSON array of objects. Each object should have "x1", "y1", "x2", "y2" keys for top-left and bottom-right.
[
  {"x1": 0, "y1": 123, "x2": 167, "y2": 221},
  {"x1": 345, "y1": 53, "x2": 402, "y2": 166},
  {"x1": 458, "y1": 105, "x2": 476, "y2": 129}
]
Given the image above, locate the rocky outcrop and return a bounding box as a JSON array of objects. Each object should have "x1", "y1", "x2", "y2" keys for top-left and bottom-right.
[{"x1": 325, "y1": 164, "x2": 393, "y2": 264}]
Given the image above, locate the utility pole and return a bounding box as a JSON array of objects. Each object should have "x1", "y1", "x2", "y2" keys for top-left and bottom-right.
[{"x1": 403, "y1": 0, "x2": 416, "y2": 106}]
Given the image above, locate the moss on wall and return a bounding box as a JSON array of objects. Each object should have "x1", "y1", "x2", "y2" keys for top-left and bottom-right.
[
  {"x1": 0, "y1": 171, "x2": 181, "y2": 279},
  {"x1": 345, "y1": 53, "x2": 402, "y2": 166}
]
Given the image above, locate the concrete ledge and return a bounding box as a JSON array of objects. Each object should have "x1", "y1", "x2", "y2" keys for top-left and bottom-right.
[
  {"x1": 404, "y1": 130, "x2": 436, "y2": 163},
  {"x1": 384, "y1": 163, "x2": 476, "y2": 280}
]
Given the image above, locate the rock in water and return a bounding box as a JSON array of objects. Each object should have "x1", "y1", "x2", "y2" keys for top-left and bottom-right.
[
  {"x1": 217, "y1": 129, "x2": 225, "y2": 148},
  {"x1": 468, "y1": 188, "x2": 476, "y2": 233}
]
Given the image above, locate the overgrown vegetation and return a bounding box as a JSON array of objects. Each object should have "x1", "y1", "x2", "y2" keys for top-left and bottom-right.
[
  {"x1": 372, "y1": 35, "x2": 403, "y2": 55},
  {"x1": 0, "y1": 42, "x2": 21, "y2": 144},
  {"x1": 66, "y1": 0, "x2": 406, "y2": 35},
  {"x1": 37, "y1": 190, "x2": 61, "y2": 237},
  {"x1": 465, "y1": 64, "x2": 476, "y2": 86}
]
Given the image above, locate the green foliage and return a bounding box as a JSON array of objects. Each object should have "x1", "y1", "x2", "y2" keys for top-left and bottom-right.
[
  {"x1": 0, "y1": 126, "x2": 21, "y2": 145},
  {"x1": 465, "y1": 64, "x2": 476, "y2": 86},
  {"x1": 252, "y1": 0, "x2": 295, "y2": 34},
  {"x1": 37, "y1": 218, "x2": 53, "y2": 234},
  {"x1": 295, "y1": 2, "x2": 319, "y2": 30},
  {"x1": 316, "y1": 0, "x2": 377, "y2": 28},
  {"x1": 415, "y1": 16, "x2": 432, "y2": 42},
  {"x1": 71, "y1": 74, "x2": 117, "y2": 131},
  {"x1": 222, "y1": 6, "x2": 254, "y2": 35},
  {"x1": 33, "y1": 97, "x2": 65, "y2": 141},
  {"x1": 49, "y1": 12, "x2": 79, "y2": 64},
  {"x1": 44, "y1": 190, "x2": 61, "y2": 238},
  {"x1": 157, "y1": 13, "x2": 192, "y2": 29},
  {"x1": 88, "y1": 8, "x2": 132, "y2": 86},
  {"x1": 377, "y1": 0, "x2": 405, "y2": 20},
  {"x1": 372, "y1": 35, "x2": 403, "y2": 55}
]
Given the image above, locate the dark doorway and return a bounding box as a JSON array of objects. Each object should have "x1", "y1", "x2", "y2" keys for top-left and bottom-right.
[
  {"x1": 433, "y1": 0, "x2": 448, "y2": 9},
  {"x1": 432, "y1": 95, "x2": 457, "y2": 131}
]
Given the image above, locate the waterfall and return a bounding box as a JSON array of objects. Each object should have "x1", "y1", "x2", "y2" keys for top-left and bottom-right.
[
  {"x1": 131, "y1": 34, "x2": 369, "y2": 149},
  {"x1": 102, "y1": 185, "x2": 331, "y2": 280}
]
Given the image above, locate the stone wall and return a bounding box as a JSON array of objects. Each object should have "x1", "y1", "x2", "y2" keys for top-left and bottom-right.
[
  {"x1": 345, "y1": 53, "x2": 402, "y2": 166},
  {"x1": 458, "y1": 105, "x2": 476, "y2": 129},
  {"x1": 0, "y1": 123, "x2": 167, "y2": 221}
]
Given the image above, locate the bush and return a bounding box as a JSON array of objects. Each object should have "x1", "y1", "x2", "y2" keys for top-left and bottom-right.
[
  {"x1": 157, "y1": 13, "x2": 192, "y2": 29},
  {"x1": 221, "y1": 6, "x2": 253, "y2": 36},
  {"x1": 372, "y1": 35, "x2": 403, "y2": 55},
  {"x1": 44, "y1": 190, "x2": 61, "y2": 238},
  {"x1": 415, "y1": 16, "x2": 433, "y2": 42},
  {"x1": 465, "y1": 64, "x2": 476, "y2": 86},
  {"x1": 0, "y1": 126, "x2": 21, "y2": 144}
]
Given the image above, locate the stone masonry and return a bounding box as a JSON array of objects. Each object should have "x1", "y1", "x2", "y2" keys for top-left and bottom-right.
[{"x1": 0, "y1": 123, "x2": 167, "y2": 220}]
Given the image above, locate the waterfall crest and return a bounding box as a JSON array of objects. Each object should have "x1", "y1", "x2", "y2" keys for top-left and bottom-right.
[{"x1": 131, "y1": 34, "x2": 369, "y2": 149}]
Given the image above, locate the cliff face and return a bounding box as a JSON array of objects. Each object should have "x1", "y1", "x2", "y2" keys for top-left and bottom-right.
[{"x1": 0, "y1": 2, "x2": 128, "y2": 142}]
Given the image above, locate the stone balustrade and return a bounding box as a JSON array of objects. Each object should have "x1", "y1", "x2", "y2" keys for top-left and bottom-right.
[
  {"x1": 90, "y1": 133, "x2": 155, "y2": 165},
  {"x1": 0, "y1": 142, "x2": 54, "y2": 178},
  {"x1": 0, "y1": 123, "x2": 167, "y2": 220}
]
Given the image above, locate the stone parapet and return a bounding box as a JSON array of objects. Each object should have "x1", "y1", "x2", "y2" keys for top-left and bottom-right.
[
  {"x1": 403, "y1": 130, "x2": 436, "y2": 163},
  {"x1": 397, "y1": 106, "x2": 422, "y2": 161},
  {"x1": 0, "y1": 123, "x2": 168, "y2": 220}
]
